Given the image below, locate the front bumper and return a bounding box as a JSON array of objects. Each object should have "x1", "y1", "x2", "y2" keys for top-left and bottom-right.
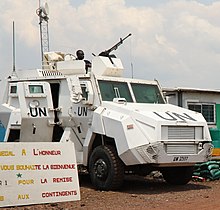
[
  {"x1": 121, "y1": 141, "x2": 213, "y2": 166},
  {"x1": 137, "y1": 141, "x2": 213, "y2": 166}
]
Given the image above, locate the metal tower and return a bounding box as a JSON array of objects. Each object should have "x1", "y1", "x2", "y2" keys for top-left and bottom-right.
[{"x1": 36, "y1": 1, "x2": 50, "y2": 67}]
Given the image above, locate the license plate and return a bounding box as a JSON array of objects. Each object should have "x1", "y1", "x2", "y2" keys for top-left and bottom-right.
[{"x1": 173, "y1": 156, "x2": 189, "y2": 162}]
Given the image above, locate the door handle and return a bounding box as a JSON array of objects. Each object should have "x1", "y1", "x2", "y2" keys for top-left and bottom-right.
[{"x1": 32, "y1": 123, "x2": 36, "y2": 134}]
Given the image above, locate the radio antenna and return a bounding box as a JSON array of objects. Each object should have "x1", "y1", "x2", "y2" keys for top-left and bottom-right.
[{"x1": 12, "y1": 21, "x2": 16, "y2": 73}]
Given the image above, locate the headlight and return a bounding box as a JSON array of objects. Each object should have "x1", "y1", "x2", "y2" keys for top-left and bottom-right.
[{"x1": 136, "y1": 144, "x2": 160, "y2": 163}]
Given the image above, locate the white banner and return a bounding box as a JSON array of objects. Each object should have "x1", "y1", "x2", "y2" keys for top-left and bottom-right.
[{"x1": 0, "y1": 142, "x2": 80, "y2": 207}]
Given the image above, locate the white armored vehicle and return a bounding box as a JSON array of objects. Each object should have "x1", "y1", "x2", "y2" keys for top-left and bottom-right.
[{"x1": 0, "y1": 35, "x2": 212, "y2": 190}]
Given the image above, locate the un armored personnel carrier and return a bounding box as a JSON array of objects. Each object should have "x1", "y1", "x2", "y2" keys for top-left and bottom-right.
[{"x1": 0, "y1": 35, "x2": 212, "y2": 190}]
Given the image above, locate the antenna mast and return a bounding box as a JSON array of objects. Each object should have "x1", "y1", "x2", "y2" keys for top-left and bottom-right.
[
  {"x1": 36, "y1": 1, "x2": 50, "y2": 68},
  {"x1": 12, "y1": 21, "x2": 16, "y2": 73}
]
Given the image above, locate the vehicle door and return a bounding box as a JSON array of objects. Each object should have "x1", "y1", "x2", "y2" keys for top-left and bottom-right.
[
  {"x1": 67, "y1": 76, "x2": 94, "y2": 143},
  {"x1": 17, "y1": 82, "x2": 55, "y2": 142}
]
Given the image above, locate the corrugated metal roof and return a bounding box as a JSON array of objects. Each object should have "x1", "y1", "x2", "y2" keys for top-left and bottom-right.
[{"x1": 163, "y1": 87, "x2": 220, "y2": 94}]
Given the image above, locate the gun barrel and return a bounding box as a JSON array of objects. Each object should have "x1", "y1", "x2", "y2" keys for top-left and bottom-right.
[
  {"x1": 122, "y1": 33, "x2": 132, "y2": 41},
  {"x1": 111, "y1": 33, "x2": 132, "y2": 51},
  {"x1": 99, "y1": 33, "x2": 132, "y2": 56}
]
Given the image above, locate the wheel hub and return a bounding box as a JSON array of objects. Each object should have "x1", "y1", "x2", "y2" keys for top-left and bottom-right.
[{"x1": 94, "y1": 159, "x2": 108, "y2": 179}]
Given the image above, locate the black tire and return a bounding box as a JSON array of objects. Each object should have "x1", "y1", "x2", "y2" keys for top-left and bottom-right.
[
  {"x1": 89, "y1": 145, "x2": 124, "y2": 191},
  {"x1": 161, "y1": 166, "x2": 194, "y2": 185}
]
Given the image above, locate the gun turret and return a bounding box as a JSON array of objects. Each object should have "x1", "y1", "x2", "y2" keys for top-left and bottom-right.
[{"x1": 99, "y1": 33, "x2": 132, "y2": 57}]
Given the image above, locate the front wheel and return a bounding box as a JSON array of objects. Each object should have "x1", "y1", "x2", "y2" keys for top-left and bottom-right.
[
  {"x1": 89, "y1": 145, "x2": 124, "y2": 191},
  {"x1": 161, "y1": 166, "x2": 194, "y2": 185}
]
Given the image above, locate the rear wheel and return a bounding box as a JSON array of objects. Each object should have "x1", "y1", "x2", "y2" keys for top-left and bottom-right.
[
  {"x1": 89, "y1": 145, "x2": 124, "y2": 191},
  {"x1": 161, "y1": 166, "x2": 194, "y2": 185}
]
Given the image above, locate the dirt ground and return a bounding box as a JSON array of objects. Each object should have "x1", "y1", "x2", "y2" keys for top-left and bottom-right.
[{"x1": 2, "y1": 173, "x2": 220, "y2": 210}]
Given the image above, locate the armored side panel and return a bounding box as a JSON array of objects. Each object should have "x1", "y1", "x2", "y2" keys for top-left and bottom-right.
[{"x1": 91, "y1": 56, "x2": 123, "y2": 77}]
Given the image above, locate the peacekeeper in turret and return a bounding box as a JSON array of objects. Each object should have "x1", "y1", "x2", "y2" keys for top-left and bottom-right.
[{"x1": 76, "y1": 49, "x2": 91, "y2": 73}]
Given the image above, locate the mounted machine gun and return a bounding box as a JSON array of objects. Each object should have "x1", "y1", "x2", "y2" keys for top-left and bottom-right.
[{"x1": 99, "y1": 33, "x2": 131, "y2": 57}]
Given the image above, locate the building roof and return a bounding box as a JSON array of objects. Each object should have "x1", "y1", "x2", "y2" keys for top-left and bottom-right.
[{"x1": 163, "y1": 87, "x2": 220, "y2": 94}]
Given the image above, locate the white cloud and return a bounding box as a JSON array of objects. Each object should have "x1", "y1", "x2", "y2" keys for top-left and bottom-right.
[
  {"x1": 0, "y1": 0, "x2": 38, "y2": 46},
  {"x1": 1, "y1": 0, "x2": 220, "y2": 91}
]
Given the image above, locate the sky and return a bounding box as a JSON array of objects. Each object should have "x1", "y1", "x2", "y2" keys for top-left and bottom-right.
[{"x1": 1, "y1": 0, "x2": 220, "y2": 95}]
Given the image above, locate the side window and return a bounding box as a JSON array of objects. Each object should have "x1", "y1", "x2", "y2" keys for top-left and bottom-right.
[
  {"x1": 80, "y1": 81, "x2": 93, "y2": 105},
  {"x1": 188, "y1": 103, "x2": 215, "y2": 124},
  {"x1": 10, "y1": 85, "x2": 17, "y2": 94},
  {"x1": 29, "y1": 85, "x2": 44, "y2": 94},
  {"x1": 80, "y1": 83, "x2": 88, "y2": 100},
  {"x1": 23, "y1": 83, "x2": 46, "y2": 98},
  {"x1": 9, "y1": 84, "x2": 18, "y2": 97}
]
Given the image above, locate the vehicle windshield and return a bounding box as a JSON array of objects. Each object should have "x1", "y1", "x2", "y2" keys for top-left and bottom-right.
[
  {"x1": 98, "y1": 80, "x2": 133, "y2": 102},
  {"x1": 131, "y1": 83, "x2": 164, "y2": 104},
  {"x1": 98, "y1": 80, "x2": 164, "y2": 104}
]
